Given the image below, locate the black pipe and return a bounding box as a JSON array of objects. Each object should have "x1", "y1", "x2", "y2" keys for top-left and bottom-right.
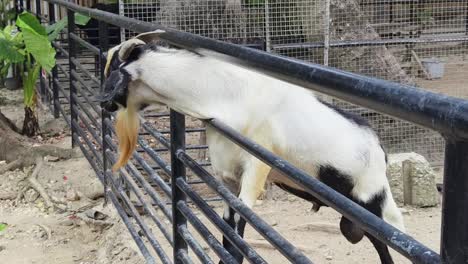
[
  {"x1": 170, "y1": 110, "x2": 188, "y2": 264},
  {"x1": 440, "y1": 139, "x2": 468, "y2": 263},
  {"x1": 106, "y1": 187, "x2": 156, "y2": 264},
  {"x1": 176, "y1": 152, "x2": 312, "y2": 264},
  {"x1": 70, "y1": 57, "x2": 100, "y2": 87},
  {"x1": 69, "y1": 32, "x2": 100, "y2": 55},
  {"x1": 106, "y1": 168, "x2": 172, "y2": 264},
  {"x1": 178, "y1": 224, "x2": 214, "y2": 264},
  {"x1": 176, "y1": 179, "x2": 266, "y2": 264},
  {"x1": 67, "y1": 9, "x2": 77, "y2": 148},
  {"x1": 105, "y1": 152, "x2": 174, "y2": 247},
  {"x1": 44, "y1": 0, "x2": 468, "y2": 140},
  {"x1": 177, "y1": 201, "x2": 238, "y2": 264},
  {"x1": 49, "y1": 3, "x2": 59, "y2": 118}
]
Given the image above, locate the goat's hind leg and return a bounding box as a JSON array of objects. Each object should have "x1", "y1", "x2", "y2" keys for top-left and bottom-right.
[{"x1": 219, "y1": 160, "x2": 270, "y2": 264}]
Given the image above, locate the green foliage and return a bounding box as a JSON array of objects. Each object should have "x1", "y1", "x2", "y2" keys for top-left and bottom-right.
[
  {"x1": 16, "y1": 12, "x2": 46, "y2": 35},
  {"x1": 45, "y1": 13, "x2": 91, "y2": 41},
  {"x1": 0, "y1": 0, "x2": 16, "y2": 29},
  {"x1": 0, "y1": 223, "x2": 7, "y2": 232},
  {"x1": 46, "y1": 18, "x2": 67, "y2": 41},
  {"x1": 75, "y1": 13, "x2": 91, "y2": 26},
  {"x1": 0, "y1": 11, "x2": 90, "y2": 110},
  {"x1": 23, "y1": 64, "x2": 40, "y2": 106}
]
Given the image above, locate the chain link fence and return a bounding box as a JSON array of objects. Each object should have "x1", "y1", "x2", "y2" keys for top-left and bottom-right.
[{"x1": 119, "y1": 0, "x2": 468, "y2": 164}]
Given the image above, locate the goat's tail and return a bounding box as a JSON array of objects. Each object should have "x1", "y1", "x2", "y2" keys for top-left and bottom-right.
[
  {"x1": 382, "y1": 188, "x2": 406, "y2": 232},
  {"x1": 112, "y1": 105, "x2": 140, "y2": 172}
]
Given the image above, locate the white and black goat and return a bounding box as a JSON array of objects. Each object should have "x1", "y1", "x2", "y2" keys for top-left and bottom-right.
[{"x1": 99, "y1": 31, "x2": 405, "y2": 264}]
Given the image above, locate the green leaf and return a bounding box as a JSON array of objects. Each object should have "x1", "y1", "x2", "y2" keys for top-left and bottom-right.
[
  {"x1": 45, "y1": 14, "x2": 89, "y2": 41},
  {"x1": 23, "y1": 64, "x2": 41, "y2": 107},
  {"x1": 16, "y1": 12, "x2": 46, "y2": 36},
  {"x1": 0, "y1": 62, "x2": 11, "y2": 79},
  {"x1": 0, "y1": 38, "x2": 24, "y2": 63},
  {"x1": 74, "y1": 13, "x2": 91, "y2": 26},
  {"x1": 46, "y1": 18, "x2": 67, "y2": 41},
  {"x1": 22, "y1": 28, "x2": 56, "y2": 72},
  {"x1": 3, "y1": 25, "x2": 14, "y2": 40},
  {"x1": 0, "y1": 223, "x2": 7, "y2": 232}
]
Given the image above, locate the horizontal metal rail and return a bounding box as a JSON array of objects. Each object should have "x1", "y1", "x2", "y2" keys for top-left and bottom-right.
[
  {"x1": 40, "y1": 1, "x2": 468, "y2": 263},
  {"x1": 207, "y1": 119, "x2": 440, "y2": 263},
  {"x1": 69, "y1": 32, "x2": 101, "y2": 55},
  {"x1": 176, "y1": 151, "x2": 312, "y2": 264},
  {"x1": 45, "y1": 0, "x2": 468, "y2": 140},
  {"x1": 272, "y1": 35, "x2": 468, "y2": 50}
]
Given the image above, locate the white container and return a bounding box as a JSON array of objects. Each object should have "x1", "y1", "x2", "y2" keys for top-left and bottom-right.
[{"x1": 421, "y1": 58, "x2": 445, "y2": 79}]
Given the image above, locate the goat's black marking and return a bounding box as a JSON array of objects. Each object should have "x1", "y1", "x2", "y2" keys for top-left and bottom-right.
[
  {"x1": 318, "y1": 165, "x2": 355, "y2": 195},
  {"x1": 318, "y1": 99, "x2": 371, "y2": 128},
  {"x1": 98, "y1": 69, "x2": 130, "y2": 112},
  {"x1": 275, "y1": 182, "x2": 325, "y2": 211},
  {"x1": 121, "y1": 44, "x2": 159, "y2": 66},
  {"x1": 277, "y1": 165, "x2": 393, "y2": 264},
  {"x1": 220, "y1": 207, "x2": 246, "y2": 264}
]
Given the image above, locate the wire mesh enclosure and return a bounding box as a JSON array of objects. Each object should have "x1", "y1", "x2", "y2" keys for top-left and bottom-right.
[{"x1": 121, "y1": 0, "x2": 468, "y2": 164}]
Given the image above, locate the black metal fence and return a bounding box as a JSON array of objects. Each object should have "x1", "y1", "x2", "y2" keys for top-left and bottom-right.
[{"x1": 18, "y1": 0, "x2": 468, "y2": 263}]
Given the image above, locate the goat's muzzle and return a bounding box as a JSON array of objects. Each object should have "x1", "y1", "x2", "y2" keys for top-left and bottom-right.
[{"x1": 96, "y1": 69, "x2": 130, "y2": 112}]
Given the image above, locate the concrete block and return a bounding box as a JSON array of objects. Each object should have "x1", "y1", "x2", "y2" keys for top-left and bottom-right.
[{"x1": 387, "y1": 152, "x2": 439, "y2": 207}]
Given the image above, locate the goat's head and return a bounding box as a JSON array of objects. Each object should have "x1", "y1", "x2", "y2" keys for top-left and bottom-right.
[{"x1": 97, "y1": 30, "x2": 166, "y2": 172}]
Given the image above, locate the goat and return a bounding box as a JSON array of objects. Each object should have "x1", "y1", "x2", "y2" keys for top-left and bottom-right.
[{"x1": 99, "y1": 31, "x2": 405, "y2": 264}]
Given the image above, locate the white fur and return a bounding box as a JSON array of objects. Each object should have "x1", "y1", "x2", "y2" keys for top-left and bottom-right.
[{"x1": 122, "y1": 47, "x2": 405, "y2": 231}]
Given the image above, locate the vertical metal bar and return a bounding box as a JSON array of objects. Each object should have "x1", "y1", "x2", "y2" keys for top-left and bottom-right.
[
  {"x1": 36, "y1": 0, "x2": 46, "y2": 103},
  {"x1": 99, "y1": 15, "x2": 110, "y2": 205},
  {"x1": 35, "y1": 0, "x2": 40, "y2": 18},
  {"x1": 67, "y1": 9, "x2": 77, "y2": 148},
  {"x1": 25, "y1": 0, "x2": 29, "y2": 11},
  {"x1": 48, "y1": 3, "x2": 59, "y2": 119},
  {"x1": 323, "y1": 0, "x2": 330, "y2": 66},
  {"x1": 118, "y1": 0, "x2": 126, "y2": 42},
  {"x1": 264, "y1": 0, "x2": 271, "y2": 53},
  {"x1": 441, "y1": 139, "x2": 468, "y2": 263},
  {"x1": 170, "y1": 110, "x2": 188, "y2": 263}
]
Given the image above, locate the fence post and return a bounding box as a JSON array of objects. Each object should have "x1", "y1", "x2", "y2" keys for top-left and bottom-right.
[
  {"x1": 170, "y1": 110, "x2": 188, "y2": 263},
  {"x1": 25, "y1": 0, "x2": 29, "y2": 11},
  {"x1": 48, "y1": 3, "x2": 59, "y2": 119},
  {"x1": 440, "y1": 139, "x2": 468, "y2": 263},
  {"x1": 67, "y1": 9, "x2": 77, "y2": 148},
  {"x1": 99, "y1": 17, "x2": 110, "y2": 204},
  {"x1": 35, "y1": 0, "x2": 47, "y2": 104},
  {"x1": 16, "y1": 0, "x2": 24, "y2": 12}
]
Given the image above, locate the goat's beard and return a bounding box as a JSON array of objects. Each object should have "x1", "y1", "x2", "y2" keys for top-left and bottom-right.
[{"x1": 113, "y1": 106, "x2": 140, "y2": 172}]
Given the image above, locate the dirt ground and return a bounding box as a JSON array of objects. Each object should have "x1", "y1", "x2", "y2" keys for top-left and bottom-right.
[{"x1": 0, "y1": 88, "x2": 443, "y2": 264}]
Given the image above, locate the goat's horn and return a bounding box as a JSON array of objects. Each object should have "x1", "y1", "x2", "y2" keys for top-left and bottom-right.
[
  {"x1": 118, "y1": 30, "x2": 167, "y2": 61},
  {"x1": 134, "y1": 29, "x2": 166, "y2": 43},
  {"x1": 118, "y1": 38, "x2": 146, "y2": 61}
]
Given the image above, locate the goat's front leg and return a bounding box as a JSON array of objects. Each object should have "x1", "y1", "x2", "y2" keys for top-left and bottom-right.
[{"x1": 220, "y1": 159, "x2": 270, "y2": 264}]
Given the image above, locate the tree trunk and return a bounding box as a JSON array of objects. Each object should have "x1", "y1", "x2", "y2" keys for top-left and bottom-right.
[
  {"x1": 22, "y1": 106, "x2": 40, "y2": 137},
  {"x1": 0, "y1": 109, "x2": 77, "y2": 168}
]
